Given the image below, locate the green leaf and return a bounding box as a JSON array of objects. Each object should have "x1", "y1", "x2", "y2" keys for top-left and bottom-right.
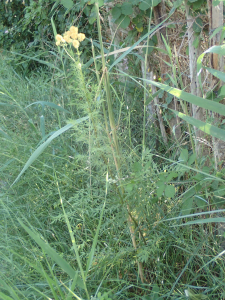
[
  {"x1": 89, "y1": 16, "x2": 97, "y2": 25},
  {"x1": 209, "y1": 26, "x2": 224, "y2": 41},
  {"x1": 172, "y1": 110, "x2": 225, "y2": 142},
  {"x1": 143, "y1": 79, "x2": 225, "y2": 117},
  {"x1": 193, "y1": 17, "x2": 203, "y2": 33},
  {"x1": 213, "y1": 0, "x2": 221, "y2": 6},
  {"x1": 111, "y1": 6, "x2": 121, "y2": 20},
  {"x1": 197, "y1": 44, "x2": 225, "y2": 88},
  {"x1": 85, "y1": 202, "x2": 105, "y2": 277},
  {"x1": 188, "y1": 153, "x2": 196, "y2": 166},
  {"x1": 195, "y1": 195, "x2": 208, "y2": 209},
  {"x1": 12, "y1": 116, "x2": 89, "y2": 185},
  {"x1": 219, "y1": 85, "x2": 225, "y2": 96},
  {"x1": 193, "y1": 36, "x2": 200, "y2": 49},
  {"x1": 181, "y1": 198, "x2": 193, "y2": 215},
  {"x1": 61, "y1": 0, "x2": 73, "y2": 9},
  {"x1": 0, "y1": 292, "x2": 14, "y2": 300},
  {"x1": 116, "y1": 15, "x2": 130, "y2": 29},
  {"x1": 26, "y1": 101, "x2": 70, "y2": 113},
  {"x1": 152, "y1": 0, "x2": 161, "y2": 6},
  {"x1": 89, "y1": 0, "x2": 104, "y2": 6},
  {"x1": 0, "y1": 278, "x2": 20, "y2": 300},
  {"x1": 139, "y1": 0, "x2": 161, "y2": 10},
  {"x1": 143, "y1": 40, "x2": 154, "y2": 54},
  {"x1": 157, "y1": 184, "x2": 165, "y2": 197},
  {"x1": 179, "y1": 148, "x2": 188, "y2": 162},
  {"x1": 191, "y1": 0, "x2": 205, "y2": 10},
  {"x1": 121, "y1": 2, "x2": 133, "y2": 15},
  {"x1": 51, "y1": 17, "x2": 57, "y2": 38},
  {"x1": 183, "y1": 185, "x2": 198, "y2": 201},
  {"x1": 125, "y1": 183, "x2": 134, "y2": 192},
  {"x1": 146, "y1": 89, "x2": 161, "y2": 105},
  {"x1": 165, "y1": 185, "x2": 175, "y2": 198},
  {"x1": 18, "y1": 219, "x2": 85, "y2": 289},
  {"x1": 132, "y1": 162, "x2": 142, "y2": 173},
  {"x1": 166, "y1": 172, "x2": 178, "y2": 182},
  {"x1": 40, "y1": 115, "x2": 45, "y2": 138},
  {"x1": 139, "y1": 1, "x2": 150, "y2": 10},
  {"x1": 173, "y1": 0, "x2": 183, "y2": 8},
  {"x1": 205, "y1": 67, "x2": 225, "y2": 82},
  {"x1": 181, "y1": 217, "x2": 225, "y2": 226}
]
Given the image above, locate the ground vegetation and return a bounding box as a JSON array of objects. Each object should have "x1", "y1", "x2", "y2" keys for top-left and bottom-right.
[{"x1": 1, "y1": 0, "x2": 225, "y2": 299}]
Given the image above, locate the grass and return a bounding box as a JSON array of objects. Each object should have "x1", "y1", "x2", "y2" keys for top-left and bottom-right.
[{"x1": 1, "y1": 17, "x2": 225, "y2": 299}]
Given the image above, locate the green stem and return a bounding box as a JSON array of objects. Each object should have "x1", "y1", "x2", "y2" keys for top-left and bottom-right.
[{"x1": 142, "y1": 7, "x2": 153, "y2": 160}]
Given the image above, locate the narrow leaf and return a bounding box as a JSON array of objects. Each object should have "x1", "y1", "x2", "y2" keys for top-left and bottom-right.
[
  {"x1": 12, "y1": 116, "x2": 88, "y2": 185},
  {"x1": 163, "y1": 209, "x2": 225, "y2": 222},
  {"x1": 51, "y1": 17, "x2": 57, "y2": 37},
  {"x1": 143, "y1": 79, "x2": 225, "y2": 116},
  {"x1": 197, "y1": 44, "x2": 225, "y2": 90},
  {"x1": 209, "y1": 25, "x2": 224, "y2": 40},
  {"x1": 17, "y1": 219, "x2": 84, "y2": 289},
  {"x1": 171, "y1": 110, "x2": 225, "y2": 142},
  {"x1": 85, "y1": 202, "x2": 105, "y2": 277},
  {"x1": 205, "y1": 67, "x2": 225, "y2": 82},
  {"x1": 40, "y1": 115, "x2": 45, "y2": 138},
  {"x1": 0, "y1": 278, "x2": 20, "y2": 300},
  {"x1": 176, "y1": 217, "x2": 225, "y2": 226},
  {"x1": 0, "y1": 292, "x2": 14, "y2": 300},
  {"x1": 26, "y1": 101, "x2": 70, "y2": 113}
]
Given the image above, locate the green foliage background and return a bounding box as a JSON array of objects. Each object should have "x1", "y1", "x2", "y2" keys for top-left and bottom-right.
[{"x1": 1, "y1": 0, "x2": 225, "y2": 299}]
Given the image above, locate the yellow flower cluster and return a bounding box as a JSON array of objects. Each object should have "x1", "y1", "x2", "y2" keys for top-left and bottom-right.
[{"x1": 55, "y1": 26, "x2": 85, "y2": 49}]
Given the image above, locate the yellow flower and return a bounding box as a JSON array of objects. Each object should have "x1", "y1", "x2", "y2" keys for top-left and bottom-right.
[
  {"x1": 77, "y1": 33, "x2": 85, "y2": 42},
  {"x1": 73, "y1": 40, "x2": 80, "y2": 49},
  {"x1": 56, "y1": 34, "x2": 63, "y2": 41},
  {"x1": 70, "y1": 32, "x2": 78, "y2": 40},
  {"x1": 64, "y1": 35, "x2": 72, "y2": 43},
  {"x1": 56, "y1": 41, "x2": 61, "y2": 46},
  {"x1": 64, "y1": 31, "x2": 71, "y2": 37},
  {"x1": 70, "y1": 26, "x2": 78, "y2": 34}
]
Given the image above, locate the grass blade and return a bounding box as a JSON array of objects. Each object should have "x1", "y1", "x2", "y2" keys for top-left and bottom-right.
[
  {"x1": 85, "y1": 201, "x2": 105, "y2": 278},
  {"x1": 171, "y1": 110, "x2": 225, "y2": 141},
  {"x1": 26, "y1": 101, "x2": 70, "y2": 113},
  {"x1": 143, "y1": 78, "x2": 225, "y2": 116},
  {"x1": 0, "y1": 278, "x2": 20, "y2": 300},
  {"x1": 17, "y1": 219, "x2": 85, "y2": 289},
  {"x1": 0, "y1": 292, "x2": 14, "y2": 300},
  {"x1": 12, "y1": 116, "x2": 88, "y2": 185},
  {"x1": 8, "y1": 249, "x2": 64, "y2": 298},
  {"x1": 174, "y1": 217, "x2": 225, "y2": 226},
  {"x1": 204, "y1": 67, "x2": 225, "y2": 82}
]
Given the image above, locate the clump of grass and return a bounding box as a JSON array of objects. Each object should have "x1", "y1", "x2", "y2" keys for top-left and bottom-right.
[{"x1": 0, "y1": 13, "x2": 225, "y2": 300}]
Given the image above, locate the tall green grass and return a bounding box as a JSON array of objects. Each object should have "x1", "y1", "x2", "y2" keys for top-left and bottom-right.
[{"x1": 0, "y1": 10, "x2": 225, "y2": 300}]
